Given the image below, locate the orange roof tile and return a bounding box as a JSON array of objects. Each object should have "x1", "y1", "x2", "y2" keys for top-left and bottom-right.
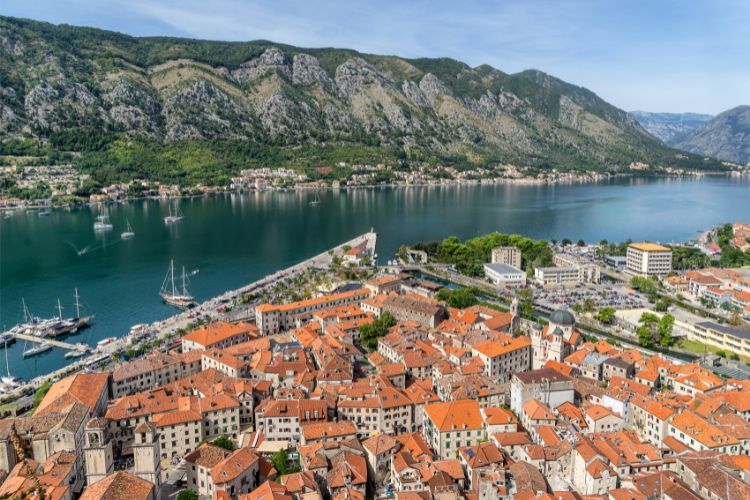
[{"x1": 423, "y1": 399, "x2": 483, "y2": 432}]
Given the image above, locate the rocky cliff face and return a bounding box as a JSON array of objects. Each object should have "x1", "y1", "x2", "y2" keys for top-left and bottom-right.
[
  {"x1": 630, "y1": 111, "x2": 713, "y2": 144},
  {"x1": 0, "y1": 16, "x2": 714, "y2": 173},
  {"x1": 672, "y1": 106, "x2": 750, "y2": 165}
]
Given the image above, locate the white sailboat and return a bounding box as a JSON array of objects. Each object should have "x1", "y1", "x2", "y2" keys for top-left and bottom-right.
[
  {"x1": 309, "y1": 192, "x2": 321, "y2": 206},
  {"x1": 22, "y1": 340, "x2": 52, "y2": 358},
  {"x1": 1, "y1": 346, "x2": 23, "y2": 388},
  {"x1": 160, "y1": 260, "x2": 197, "y2": 309},
  {"x1": 64, "y1": 343, "x2": 89, "y2": 359},
  {"x1": 164, "y1": 204, "x2": 184, "y2": 224},
  {"x1": 93, "y1": 207, "x2": 113, "y2": 232},
  {"x1": 121, "y1": 218, "x2": 135, "y2": 239}
]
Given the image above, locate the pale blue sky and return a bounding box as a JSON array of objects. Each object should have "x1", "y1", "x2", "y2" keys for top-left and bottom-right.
[{"x1": 3, "y1": 0, "x2": 748, "y2": 114}]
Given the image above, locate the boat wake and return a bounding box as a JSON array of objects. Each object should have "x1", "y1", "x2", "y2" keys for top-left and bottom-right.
[{"x1": 66, "y1": 238, "x2": 126, "y2": 256}]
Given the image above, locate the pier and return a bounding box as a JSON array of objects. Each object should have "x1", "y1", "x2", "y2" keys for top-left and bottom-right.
[{"x1": 12, "y1": 332, "x2": 89, "y2": 352}]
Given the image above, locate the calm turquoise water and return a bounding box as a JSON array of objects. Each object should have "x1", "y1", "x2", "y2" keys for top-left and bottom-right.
[{"x1": 1, "y1": 176, "x2": 749, "y2": 380}]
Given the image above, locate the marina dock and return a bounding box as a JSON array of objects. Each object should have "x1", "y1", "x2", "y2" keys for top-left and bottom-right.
[{"x1": 12, "y1": 332, "x2": 89, "y2": 352}]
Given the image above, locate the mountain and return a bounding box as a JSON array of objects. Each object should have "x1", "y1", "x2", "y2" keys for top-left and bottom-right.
[
  {"x1": 0, "y1": 16, "x2": 724, "y2": 185},
  {"x1": 672, "y1": 106, "x2": 750, "y2": 165},
  {"x1": 629, "y1": 111, "x2": 713, "y2": 144}
]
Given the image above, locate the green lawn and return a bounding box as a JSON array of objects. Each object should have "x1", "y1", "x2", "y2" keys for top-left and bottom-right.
[{"x1": 679, "y1": 339, "x2": 749, "y2": 362}]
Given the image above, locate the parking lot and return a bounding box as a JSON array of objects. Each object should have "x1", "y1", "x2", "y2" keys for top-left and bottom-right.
[{"x1": 534, "y1": 283, "x2": 648, "y2": 311}]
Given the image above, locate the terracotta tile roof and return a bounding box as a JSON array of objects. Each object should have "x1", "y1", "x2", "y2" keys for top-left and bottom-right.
[
  {"x1": 153, "y1": 408, "x2": 202, "y2": 428},
  {"x1": 203, "y1": 348, "x2": 246, "y2": 370},
  {"x1": 493, "y1": 431, "x2": 531, "y2": 446},
  {"x1": 301, "y1": 420, "x2": 357, "y2": 441},
  {"x1": 544, "y1": 360, "x2": 574, "y2": 376},
  {"x1": 182, "y1": 320, "x2": 255, "y2": 347},
  {"x1": 260, "y1": 288, "x2": 370, "y2": 313},
  {"x1": 586, "y1": 457, "x2": 614, "y2": 479},
  {"x1": 508, "y1": 461, "x2": 547, "y2": 494},
  {"x1": 671, "y1": 410, "x2": 739, "y2": 449},
  {"x1": 211, "y1": 447, "x2": 260, "y2": 484},
  {"x1": 481, "y1": 312, "x2": 513, "y2": 331},
  {"x1": 564, "y1": 349, "x2": 588, "y2": 366},
  {"x1": 326, "y1": 452, "x2": 367, "y2": 489},
  {"x1": 556, "y1": 401, "x2": 587, "y2": 427},
  {"x1": 712, "y1": 390, "x2": 750, "y2": 412},
  {"x1": 185, "y1": 443, "x2": 232, "y2": 468},
  {"x1": 279, "y1": 471, "x2": 318, "y2": 494},
  {"x1": 240, "y1": 480, "x2": 292, "y2": 500},
  {"x1": 35, "y1": 372, "x2": 108, "y2": 416},
  {"x1": 363, "y1": 433, "x2": 398, "y2": 455},
  {"x1": 523, "y1": 400, "x2": 556, "y2": 422},
  {"x1": 80, "y1": 471, "x2": 154, "y2": 500},
  {"x1": 459, "y1": 441, "x2": 504, "y2": 468},
  {"x1": 584, "y1": 403, "x2": 616, "y2": 421},
  {"x1": 394, "y1": 432, "x2": 433, "y2": 460},
  {"x1": 515, "y1": 367, "x2": 571, "y2": 384},
  {"x1": 536, "y1": 425, "x2": 562, "y2": 447},
  {"x1": 472, "y1": 334, "x2": 530, "y2": 358},
  {"x1": 423, "y1": 399, "x2": 482, "y2": 432},
  {"x1": 482, "y1": 406, "x2": 518, "y2": 426}
]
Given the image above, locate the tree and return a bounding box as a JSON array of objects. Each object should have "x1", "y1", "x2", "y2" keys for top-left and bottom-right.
[
  {"x1": 729, "y1": 309, "x2": 743, "y2": 326},
  {"x1": 359, "y1": 312, "x2": 397, "y2": 351},
  {"x1": 636, "y1": 312, "x2": 675, "y2": 348},
  {"x1": 177, "y1": 490, "x2": 197, "y2": 500},
  {"x1": 596, "y1": 307, "x2": 616, "y2": 324},
  {"x1": 582, "y1": 299, "x2": 596, "y2": 313},
  {"x1": 561, "y1": 238, "x2": 572, "y2": 247},
  {"x1": 211, "y1": 435, "x2": 235, "y2": 451},
  {"x1": 33, "y1": 380, "x2": 53, "y2": 410},
  {"x1": 576, "y1": 240, "x2": 586, "y2": 247},
  {"x1": 515, "y1": 288, "x2": 536, "y2": 320},
  {"x1": 436, "y1": 287, "x2": 480, "y2": 309},
  {"x1": 271, "y1": 449, "x2": 299, "y2": 475}
]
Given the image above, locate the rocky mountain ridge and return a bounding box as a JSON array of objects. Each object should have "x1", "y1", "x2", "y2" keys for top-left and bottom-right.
[
  {"x1": 672, "y1": 106, "x2": 750, "y2": 165},
  {"x1": 629, "y1": 111, "x2": 713, "y2": 145},
  {"x1": 0, "y1": 16, "x2": 725, "y2": 183}
]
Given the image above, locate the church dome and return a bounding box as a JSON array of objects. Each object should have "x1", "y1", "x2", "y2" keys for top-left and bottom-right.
[{"x1": 549, "y1": 308, "x2": 575, "y2": 326}]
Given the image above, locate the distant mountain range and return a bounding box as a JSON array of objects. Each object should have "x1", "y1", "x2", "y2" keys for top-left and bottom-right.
[
  {"x1": 631, "y1": 108, "x2": 750, "y2": 166},
  {"x1": 0, "y1": 16, "x2": 726, "y2": 184},
  {"x1": 673, "y1": 106, "x2": 750, "y2": 165},
  {"x1": 629, "y1": 111, "x2": 713, "y2": 144}
]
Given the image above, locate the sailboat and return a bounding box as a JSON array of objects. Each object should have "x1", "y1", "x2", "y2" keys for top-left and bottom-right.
[
  {"x1": 64, "y1": 343, "x2": 90, "y2": 359},
  {"x1": 309, "y1": 192, "x2": 321, "y2": 206},
  {"x1": 121, "y1": 218, "x2": 135, "y2": 239},
  {"x1": 93, "y1": 207, "x2": 113, "y2": 232},
  {"x1": 22, "y1": 340, "x2": 52, "y2": 358},
  {"x1": 164, "y1": 204, "x2": 184, "y2": 224},
  {"x1": 46, "y1": 289, "x2": 93, "y2": 338},
  {"x1": 1, "y1": 346, "x2": 23, "y2": 388},
  {"x1": 160, "y1": 260, "x2": 197, "y2": 309}
]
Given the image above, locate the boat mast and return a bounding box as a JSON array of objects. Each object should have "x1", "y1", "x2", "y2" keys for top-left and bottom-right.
[
  {"x1": 5, "y1": 344, "x2": 10, "y2": 378},
  {"x1": 181, "y1": 267, "x2": 188, "y2": 296},
  {"x1": 74, "y1": 288, "x2": 81, "y2": 319},
  {"x1": 21, "y1": 299, "x2": 31, "y2": 323},
  {"x1": 170, "y1": 260, "x2": 176, "y2": 297},
  {"x1": 56, "y1": 299, "x2": 63, "y2": 320}
]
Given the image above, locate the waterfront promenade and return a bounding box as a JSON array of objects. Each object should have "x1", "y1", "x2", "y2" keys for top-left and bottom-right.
[{"x1": 0, "y1": 231, "x2": 377, "y2": 407}]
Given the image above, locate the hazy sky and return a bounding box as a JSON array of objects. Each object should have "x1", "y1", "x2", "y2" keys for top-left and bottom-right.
[{"x1": 4, "y1": 0, "x2": 749, "y2": 114}]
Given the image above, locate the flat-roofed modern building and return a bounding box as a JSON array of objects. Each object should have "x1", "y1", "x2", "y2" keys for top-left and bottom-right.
[
  {"x1": 533, "y1": 266, "x2": 582, "y2": 287},
  {"x1": 483, "y1": 263, "x2": 526, "y2": 289},
  {"x1": 491, "y1": 246, "x2": 522, "y2": 269},
  {"x1": 626, "y1": 243, "x2": 672, "y2": 277}
]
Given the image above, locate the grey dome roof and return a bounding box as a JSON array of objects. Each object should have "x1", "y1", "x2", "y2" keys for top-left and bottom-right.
[{"x1": 550, "y1": 308, "x2": 575, "y2": 326}]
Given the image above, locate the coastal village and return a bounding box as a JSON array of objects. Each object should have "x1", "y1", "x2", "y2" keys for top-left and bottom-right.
[
  {"x1": 1, "y1": 159, "x2": 739, "y2": 209},
  {"x1": 1, "y1": 222, "x2": 750, "y2": 499}
]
